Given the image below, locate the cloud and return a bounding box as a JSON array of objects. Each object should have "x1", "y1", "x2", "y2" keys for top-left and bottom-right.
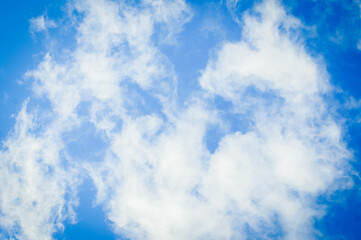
[
  {"x1": 0, "y1": 101, "x2": 80, "y2": 240},
  {"x1": 0, "y1": 0, "x2": 353, "y2": 239},
  {"x1": 29, "y1": 14, "x2": 56, "y2": 34},
  {"x1": 87, "y1": 0, "x2": 351, "y2": 239},
  {"x1": 1, "y1": 0, "x2": 192, "y2": 238},
  {"x1": 199, "y1": 0, "x2": 351, "y2": 238}
]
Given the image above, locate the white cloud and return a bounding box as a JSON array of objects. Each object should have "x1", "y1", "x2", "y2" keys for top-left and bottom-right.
[
  {"x1": 200, "y1": 0, "x2": 324, "y2": 102},
  {"x1": 0, "y1": 0, "x2": 353, "y2": 239},
  {"x1": 0, "y1": 101, "x2": 80, "y2": 240},
  {"x1": 1, "y1": 0, "x2": 192, "y2": 238},
  {"x1": 86, "y1": 1, "x2": 350, "y2": 239},
  {"x1": 29, "y1": 14, "x2": 56, "y2": 34},
  {"x1": 199, "y1": 0, "x2": 351, "y2": 238}
]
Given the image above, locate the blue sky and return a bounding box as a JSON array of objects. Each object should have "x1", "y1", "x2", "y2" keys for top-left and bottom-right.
[{"x1": 1, "y1": 0, "x2": 361, "y2": 239}]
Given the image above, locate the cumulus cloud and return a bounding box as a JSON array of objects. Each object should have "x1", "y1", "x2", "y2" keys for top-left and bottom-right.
[
  {"x1": 87, "y1": 1, "x2": 350, "y2": 239},
  {"x1": 198, "y1": 1, "x2": 351, "y2": 238},
  {"x1": 0, "y1": 0, "x2": 353, "y2": 239}
]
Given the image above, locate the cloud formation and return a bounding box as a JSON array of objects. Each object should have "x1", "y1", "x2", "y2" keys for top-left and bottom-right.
[
  {"x1": 0, "y1": 101, "x2": 79, "y2": 240},
  {"x1": 0, "y1": 0, "x2": 353, "y2": 239},
  {"x1": 30, "y1": 14, "x2": 56, "y2": 34}
]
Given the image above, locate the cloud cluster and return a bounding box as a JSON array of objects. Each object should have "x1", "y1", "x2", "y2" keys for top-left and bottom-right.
[{"x1": 0, "y1": 0, "x2": 352, "y2": 239}]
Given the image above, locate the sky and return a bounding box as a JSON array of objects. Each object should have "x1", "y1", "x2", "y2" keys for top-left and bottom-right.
[{"x1": 1, "y1": 0, "x2": 361, "y2": 239}]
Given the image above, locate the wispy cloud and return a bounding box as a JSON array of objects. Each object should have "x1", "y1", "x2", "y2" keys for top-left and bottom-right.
[
  {"x1": 0, "y1": 0, "x2": 353, "y2": 239},
  {"x1": 0, "y1": 101, "x2": 80, "y2": 239},
  {"x1": 29, "y1": 14, "x2": 56, "y2": 34}
]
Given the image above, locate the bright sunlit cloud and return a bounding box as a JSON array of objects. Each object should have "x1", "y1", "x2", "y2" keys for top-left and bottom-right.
[{"x1": 1, "y1": 0, "x2": 360, "y2": 239}]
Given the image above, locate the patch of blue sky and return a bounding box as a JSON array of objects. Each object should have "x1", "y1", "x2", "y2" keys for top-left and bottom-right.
[
  {"x1": 314, "y1": 187, "x2": 361, "y2": 240},
  {"x1": 0, "y1": 79, "x2": 31, "y2": 141},
  {"x1": 0, "y1": 224, "x2": 21, "y2": 240},
  {"x1": 159, "y1": 0, "x2": 242, "y2": 104},
  {"x1": 0, "y1": 0, "x2": 71, "y2": 142},
  {"x1": 225, "y1": 0, "x2": 263, "y2": 23},
  {"x1": 53, "y1": 177, "x2": 119, "y2": 240},
  {"x1": 205, "y1": 84, "x2": 285, "y2": 153},
  {"x1": 157, "y1": 1, "x2": 250, "y2": 156},
  {"x1": 121, "y1": 80, "x2": 167, "y2": 119},
  {"x1": 285, "y1": 0, "x2": 361, "y2": 49},
  {"x1": 205, "y1": 123, "x2": 225, "y2": 154},
  {"x1": 205, "y1": 98, "x2": 252, "y2": 153},
  {"x1": 62, "y1": 120, "x2": 108, "y2": 163}
]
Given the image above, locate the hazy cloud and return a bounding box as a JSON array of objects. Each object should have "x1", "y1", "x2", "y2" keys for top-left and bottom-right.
[{"x1": 29, "y1": 14, "x2": 56, "y2": 34}]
